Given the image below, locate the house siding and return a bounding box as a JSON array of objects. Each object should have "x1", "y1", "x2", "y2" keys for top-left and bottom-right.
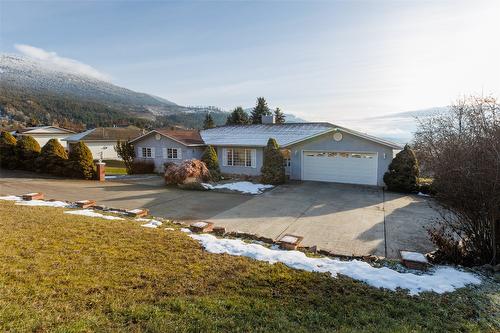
[
  {"x1": 287, "y1": 131, "x2": 395, "y2": 186},
  {"x1": 215, "y1": 146, "x2": 264, "y2": 176},
  {"x1": 133, "y1": 133, "x2": 204, "y2": 173}
]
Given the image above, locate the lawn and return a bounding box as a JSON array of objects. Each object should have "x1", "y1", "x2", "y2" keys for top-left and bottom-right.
[
  {"x1": 105, "y1": 166, "x2": 127, "y2": 175},
  {"x1": 0, "y1": 201, "x2": 498, "y2": 332}
]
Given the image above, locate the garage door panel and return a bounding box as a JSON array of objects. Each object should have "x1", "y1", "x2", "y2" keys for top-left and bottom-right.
[{"x1": 302, "y1": 151, "x2": 378, "y2": 185}]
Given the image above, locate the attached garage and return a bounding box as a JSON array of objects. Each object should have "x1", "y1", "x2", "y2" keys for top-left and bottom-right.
[{"x1": 302, "y1": 151, "x2": 378, "y2": 185}]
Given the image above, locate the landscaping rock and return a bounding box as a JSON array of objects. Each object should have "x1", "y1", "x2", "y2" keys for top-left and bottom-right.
[
  {"x1": 190, "y1": 221, "x2": 214, "y2": 233},
  {"x1": 75, "y1": 200, "x2": 96, "y2": 209},
  {"x1": 213, "y1": 226, "x2": 226, "y2": 235},
  {"x1": 22, "y1": 192, "x2": 44, "y2": 201},
  {"x1": 400, "y1": 250, "x2": 429, "y2": 270},
  {"x1": 279, "y1": 234, "x2": 304, "y2": 250},
  {"x1": 126, "y1": 208, "x2": 149, "y2": 218}
]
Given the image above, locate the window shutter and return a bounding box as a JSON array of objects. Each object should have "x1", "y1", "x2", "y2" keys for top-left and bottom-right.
[
  {"x1": 222, "y1": 148, "x2": 228, "y2": 166},
  {"x1": 138, "y1": 147, "x2": 143, "y2": 158},
  {"x1": 162, "y1": 148, "x2": 167, "y2": 159},
  {"x1": 177, "y1": 148, "x2": 182, "y2": 159},
  {"x1": 251, "y1": 149, "x2": 257, "y2": 168},
  {"x1": 151, "y1": 147, "x2": 155, "y2": 158}
]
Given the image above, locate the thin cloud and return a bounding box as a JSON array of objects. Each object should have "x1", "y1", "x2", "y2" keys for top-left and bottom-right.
[{"x1": 14, "y1": 44, "x2": 110, "y2": 81}]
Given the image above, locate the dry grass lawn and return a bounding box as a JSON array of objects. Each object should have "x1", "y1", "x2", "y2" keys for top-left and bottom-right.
[{"x1": 0, "y1": 201, "x2": 498, "y2": 332}]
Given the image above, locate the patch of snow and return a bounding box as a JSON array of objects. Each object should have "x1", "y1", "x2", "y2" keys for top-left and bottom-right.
[
  {"x1": 128, "y1": 208, "x2": 145, "y2": 214},
  {"x1": 0, "y1": 195, "x2": 22, "y2": 201},
  {"x1": 64, "y1": 209, "x2": 124, "y2": 220},
  {"x1": 192, "y1": 221, "x2": 208, "y2": 228},
  {"x1": 417, "y1": 192, "x2": 431, "y2": 197},
  {"x1": 105, "y1": 175, "x2": 118, "y2": 179},
  {"x1": 401, "y1": 251, "x2": 428, "y2": 263},
  {"x1": 180, "y1": 228, "x2": 192, "y2": 233},
  {"x1": 201, "y1": 181, "x2": 273, "y2": 194},
  {"x1": 16, "y1": 200, "x2": 69, "y2": 208},
  {"x1": 280, "y1": 235, "x2": 299, "y2": 243},
  {"x1": 24, "y1": 192, "x2": 40, "y2": 196},
  {"x1": 140, "y1": 219, "x2": 162, "y2": 228},
  {"x1": 190, "y1": 234, "x2": 481, "y2": 295}
]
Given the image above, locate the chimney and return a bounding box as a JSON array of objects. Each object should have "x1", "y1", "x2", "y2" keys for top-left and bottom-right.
[{"x1": 261, "y1": 115, "x2": 275, "y2": 124}]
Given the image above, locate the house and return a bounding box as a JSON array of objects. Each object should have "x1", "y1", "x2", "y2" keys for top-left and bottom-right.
[
  {"x1": 63, "y1": 126, "x2": 143, "y2": 160},
  {"x1": 129, "y1": 128, "x2": 205, "y2": 172},
  {"x1": 12, "y1": 126, "x2": 75, "y2": 149},
  {"x1": 131, "y1": 117, "x2": 402, "y2": 186}
]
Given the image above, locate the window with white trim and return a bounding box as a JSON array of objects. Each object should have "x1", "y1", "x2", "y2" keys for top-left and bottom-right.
[
  {"x1": 167, "y1": 148, "x2": 180, "y2": 159},
  {"x1": 226, "y1": 148, "x2": 254, "y2": 167},
  {"x1": 142, "y1": 147, "x2": 152, "y2": 158}
]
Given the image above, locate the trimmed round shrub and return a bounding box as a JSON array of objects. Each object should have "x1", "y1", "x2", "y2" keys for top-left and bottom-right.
[
  {"x1": 16, "y1": 135, "x2": 41, "y2": 171},
  {"x1": 0, "y1": 131, "x2": 17, "y2": 169},
  {"x1": 68, "y1": 141, "x2": 95, "y2": 180},
  {"x1": 260, "y1": 138, "x2": 285, "y2": 185},
  {"x1": 164, "y1": 159, "x2": 210, "y2": 186},
  {"x1": 36, "y1": 139, "x2": 68, "y2": 175},
  {"x1": 201, "y1": 145, "x2": 221, "y2": 180},
  {"x1": 383, "y1": 144, "x2": 419, "y2": 192}
]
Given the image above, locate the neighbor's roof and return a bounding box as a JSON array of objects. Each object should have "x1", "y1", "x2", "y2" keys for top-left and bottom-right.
[
  {"x1": 17, "y1": 126, "x2": 75, "y2": 134},
  {"x1": 130, "y1": 128, "x2": 204, "y2": 146},
  {"x1": 200, "y1": 123, "x2": 402, "y2": 149},
  {"x1": 63, "y1": 126, "x2": 143, "y2": 142}
]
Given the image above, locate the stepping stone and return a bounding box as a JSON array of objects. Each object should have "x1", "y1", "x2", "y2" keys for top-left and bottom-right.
[
  {"x1": 400, "y1": 250, "x2": 429, "y2": 270},
  {"x1": 22, "y1": 192, "x2": 44, "y2": 201},
  {"x1": 213, "y1": 226, "x2": 226, "y2": 235},
  {"x1": 190, "y1": 221, "x2": 214, "y2": 233},
  {"x1": 75, "y1": 200, "x2": 96, "y2": 209},
  {"x1": 279, "y1": 234, "x2": 304, "y2": 250},
  {"x1": 126, "y1": 208, "x2": 149, "y2": 217}
]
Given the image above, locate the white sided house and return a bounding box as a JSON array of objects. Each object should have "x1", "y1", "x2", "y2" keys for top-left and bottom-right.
[
  {"x1": 131, "y1": 118, "x2": 402, "y2": 186},
  {"x1": 63, "y1": 126, "x2": 143, "y2": 161},
  {"x1": 130, "y1": 129, "x2": 205, "y2": 172},
  {"x1": 13, "y1": 126, "x2": 75, "y2": 149}
]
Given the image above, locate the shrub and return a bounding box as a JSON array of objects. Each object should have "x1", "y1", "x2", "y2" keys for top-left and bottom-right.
[
  {"x1": 131, "y1": 160, "x2": 155, "y2": 174},
  {"x1": 0, "y1": 131, "x2": 17, "y2": 169},
  {"x1": 68, "y1": 141, "x2": 95, "y2": 180},
  {"x1": 201, "y1": 145, "x2": 221, "y2": 180},
  {"x1": 260, "y1": 138, "x2": 285, "y2": 185},
  {"x1": 383, "y1": 145, "x2": 419, "y2": 192},
  {"x1": 36, "y1": 139, "x2": 69, "y2": 175},
  {"x1": 115, "y1": 141, "x2": 135, "y2": 174},
  {"x1": 16, "y1": 135, "x2": 41, "y2": 171},
  {"x1": 164, "y1": 159, "x2": 210, "y2": 186}
]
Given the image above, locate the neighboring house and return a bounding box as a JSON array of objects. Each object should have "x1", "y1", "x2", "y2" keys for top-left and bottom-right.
[
  {"x1": 63, "y1": 126, "x2": 143, "y2": 160},
  {"x1": 13, "y1": 126, "x2": 75, "y2": 149},
  {"x1": 129, "y1": 129, "x2": 205, "y2": 172},
  {"x1": 130, "y1": 117, "x2": 402, "y2": 186}
]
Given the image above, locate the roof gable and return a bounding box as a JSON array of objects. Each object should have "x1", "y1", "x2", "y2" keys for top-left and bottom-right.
[
  {"x1": 130, "y1": 129, "x2": 204, "y2": 146},
  {"x1": 18, "y1": 126, "x2": 75, "y2": 135},
  {"x1": 64, "y1": 127, "x2": 143, "y2": 142}
]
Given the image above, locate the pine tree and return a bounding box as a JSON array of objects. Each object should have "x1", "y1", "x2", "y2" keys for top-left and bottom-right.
[
  {"x1": 69, "y1": 141, "x2": 95, "y2": 180},
  {"x1": 201, "y1": 145, "x2": 221, "y2": 180},
  {"x1": 383, "y1": 144, "x2": 419, "y2": 192},
  {"x1": 0, "y1": 131, "x2": 17, "y2": 169},
  {"x1": 250, "y1": 97, "x2": 271, "y2": 124},
  {"x1": 260, "y1": 138, "x2": 285, "y2": 185},
  {"x1": 203, "y1": 113, "x2": 215, "y2": 129},
  {"x1": 37, "y1": 139, "x2": 68, "y2": 175},
  {"x1": 16, "y1": 135, "x2": 41, "y2": 171},
  {"x1": 274, "y1": 107, "x2": 285, "y2": 124},
  {"x1": 226, "y1": 106, "x2": 250, "y2": 125}
]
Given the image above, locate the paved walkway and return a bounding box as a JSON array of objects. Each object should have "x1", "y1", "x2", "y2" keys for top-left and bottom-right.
[{"x1": 0, "y1": 170, "x2": 439, "y2": 258}]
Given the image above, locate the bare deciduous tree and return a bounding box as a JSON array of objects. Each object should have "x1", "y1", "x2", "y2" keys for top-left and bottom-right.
[{"x1": 414, "y1": 95, "x2": 500, "y2": 265}]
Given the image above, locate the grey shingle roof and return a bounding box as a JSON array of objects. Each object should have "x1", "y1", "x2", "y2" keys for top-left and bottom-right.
[{"x1": 200, "y1": 123, "x2": 335, "y2": 147}]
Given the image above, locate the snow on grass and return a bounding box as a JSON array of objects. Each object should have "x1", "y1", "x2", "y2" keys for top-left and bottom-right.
[
  {"x1": 189, "y1": 234, "x2": 481, "y2": 295},
  {"x1": 64, "y1": 209, "x2": 124, "y2": 220},
  {"x1": 417, "y1": 192, "x2": 431, "y2": 197},
  {"x1": 0, "y1": 195, "x2": 22, "y2": 201},
  {"x1": 0, "y1": 195, "x2": 70, "y2": 207},
  {"x1": 180, "y1": 228, "x2": 192, "y2": 233},
  {"x1": 202, "y1": 181, "x2": 273, "y2": 194},
  {"x1": 401, "y1": 251, "x2": 428, "y2": 263},
  {"x1": 136, "y1": 218, "x2": 162, "y2": 229}
]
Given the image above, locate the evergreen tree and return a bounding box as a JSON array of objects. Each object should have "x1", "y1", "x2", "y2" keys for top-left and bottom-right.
[
  {"x1": 250, "y1": 97, "x2": 271, "y2": 124},
  {"x1": 260, "y1": 138, "x2": 285, "y2": 185},
  {"x1": 69, "y1": 141, "x2": 95, "y2": 180},
  {"x1": 226, "y1": 106, "x2": 250, "y2": 125},
  {"x1": 16, "y1": 135, "x2": 41, "y2": 171},
  {"x1": 274, "y1": 107, "x2": 286, "y2": 124},
  {"x1": 203, "y1": 113, "x2": 215, "y2": 129},
  {"x1": 36, "y1": 138, "x2": 68, "y2": 175},
  {"x1": 115, "y1": 140, "x2": 136, "y2": 175},
  {"x1": 201, "y1": 145, "x2": 221, "y2": 180},
  {"x1": 383, "y1": 144, "x2": 419, "y2": 192},
  {"x1": 0, "y1": 131, "x2": 17, "y2": 169}
]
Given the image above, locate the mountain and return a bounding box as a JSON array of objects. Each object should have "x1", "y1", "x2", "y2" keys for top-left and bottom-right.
[{"x1": 0, "y1": 54, "x2": 226, "y2": 129}]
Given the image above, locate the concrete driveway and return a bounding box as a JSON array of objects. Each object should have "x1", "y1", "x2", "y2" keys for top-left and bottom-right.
[{"x1": 0, "y1": 170, "x2": 439, "y2": 258}]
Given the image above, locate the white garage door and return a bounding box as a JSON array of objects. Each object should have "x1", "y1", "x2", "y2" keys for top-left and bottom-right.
[{"x1": 302, "y1": 151, "x2": 378, "y2": 185}]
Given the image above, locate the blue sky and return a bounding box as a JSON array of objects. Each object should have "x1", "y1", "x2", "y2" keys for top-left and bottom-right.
[{"x1": 1, "y1": 0, "x2": 499, "y2": 122}]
